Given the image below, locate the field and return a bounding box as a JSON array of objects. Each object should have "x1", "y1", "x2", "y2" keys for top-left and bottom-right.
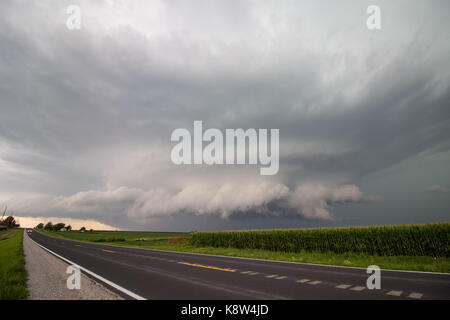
[
  {"x1": 37, "y1": 223, "x2": 450, "y2": 273},
  {"x1": 190, "y1": 223, "x2": 450, "y2": 257},
  {"x1": 0, "y1": 228, "x2": 28, "y2": 300},
  {"x1": 38, "y1": 229, "x2": 189, "y2": 247}
]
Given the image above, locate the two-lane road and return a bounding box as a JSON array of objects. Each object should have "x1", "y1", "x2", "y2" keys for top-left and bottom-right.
[{"x1": 27, "y1": 230, "x2": 450, "y2": 300}]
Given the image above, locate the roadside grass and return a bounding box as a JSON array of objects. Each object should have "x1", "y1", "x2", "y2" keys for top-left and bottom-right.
[
  {"x1": 0, "y1": 228, "x2": 28, "y2": 300},
  {"x1": 36, "y1": 229, "x2": 450, "y2": 273},
  {"x1": 0, "y1": 228, "x2": 17, "y2": 240}
]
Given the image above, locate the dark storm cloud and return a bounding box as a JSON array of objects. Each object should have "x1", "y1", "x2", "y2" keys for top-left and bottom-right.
[{"x1": 0, "y1": 0, "x2": 449, "y2": 228}]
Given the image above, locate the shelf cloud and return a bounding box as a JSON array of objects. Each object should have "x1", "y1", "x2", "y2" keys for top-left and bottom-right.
[
  {"x1": 426, "y1": 185, "x2": 450, "y2": 194},
  {"x1": 31, "y1": 182, "x2": 378, "y2": 221}
]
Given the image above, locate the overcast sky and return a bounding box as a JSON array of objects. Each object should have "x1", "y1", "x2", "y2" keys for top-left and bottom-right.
[{"x1": 1, "y1": 0, "x2": 449, "y2": 231}]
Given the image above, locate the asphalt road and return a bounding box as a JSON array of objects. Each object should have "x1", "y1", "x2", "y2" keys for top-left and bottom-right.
[{"x1": 27, "y1": 229, "x2": 450, "y2": 300}]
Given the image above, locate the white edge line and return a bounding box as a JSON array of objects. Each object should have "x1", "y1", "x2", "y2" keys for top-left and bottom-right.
[
  {"x1": 33, "y1": 229, "x2": 450, "y2": 276},
  {"x1": 26, "y1": 232, "x2": 146, "y2": 300}
]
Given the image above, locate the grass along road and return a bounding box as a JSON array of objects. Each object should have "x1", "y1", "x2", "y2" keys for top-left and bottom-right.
[
  {"x1": 36, "y1": 229, "x2": 450, "y2": 273},
  {"x1": 0, "y1": 228, "x2": 28, "y2": 299}
]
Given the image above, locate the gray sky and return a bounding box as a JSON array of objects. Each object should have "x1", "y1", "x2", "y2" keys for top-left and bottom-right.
[{"x1": 1, "y1": 0, "x2": 449, "y2": 231}]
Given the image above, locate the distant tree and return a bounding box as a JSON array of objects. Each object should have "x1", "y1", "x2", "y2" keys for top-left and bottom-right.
[
  {"x1": 66, "y1": 225, "x2": 72, "y2": 231},
  {"x1": 53, "y1": 223, "x2": 65, "y2": 231},
  {"x1": 36, "y1": 223, "x2": 44, "y2": 229},
  {"x1": 80, "y1": 226, "x2": 86, "y2": 231},
  {"x1": 89, "y1": 229, "x2": 93, "y2": 232},
  {"x1": 44, "y1": 222, "x2": 53, "y2": 230},
  {"x1": 0, "y1": 216, "x2": 16, "y2": 228}
]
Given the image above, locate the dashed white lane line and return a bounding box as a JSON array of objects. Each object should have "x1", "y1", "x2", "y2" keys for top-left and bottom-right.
[
  {"x1": 240, "y1": 268, "x2": 421, "y2": 298},
  {"x1": 350, "y1": 286, "x2": 366, "y2": 291},
  {"x1": 387, "y1": 290, "x2": 403, "y2": 296},
  {"x1": 335, "y1": 284, "x2": 352, "y2": 289}
]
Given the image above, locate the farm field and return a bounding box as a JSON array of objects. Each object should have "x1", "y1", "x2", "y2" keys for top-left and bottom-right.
[
  {"x1": 190, "y1": 223, "x2": 450, "y2": 257},
  {"x1": 36, "y1": 223, "x2": 450, "y2": 273},
  {"x1": 37, "y1": 229, "x2": 188, "y2": 245}
]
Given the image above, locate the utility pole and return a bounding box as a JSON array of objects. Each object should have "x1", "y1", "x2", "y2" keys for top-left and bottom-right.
[{"x1": 0, "y1": 206, "x2": 6, "y2": 223}]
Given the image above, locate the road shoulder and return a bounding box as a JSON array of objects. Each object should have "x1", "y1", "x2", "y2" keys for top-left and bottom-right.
[{"x1": 23, "y1": 231, "x2": 123, "y2": 300}]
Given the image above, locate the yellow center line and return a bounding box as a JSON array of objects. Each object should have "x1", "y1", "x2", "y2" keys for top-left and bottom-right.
[
  {"x1": 75, "y1": 244, "x2": 82, "y2": 247},
  {"x1": 178, "y1": 262, "x2": 236, "y2": 272},
  {"x1": 101, "y1": 249, "x2": 115, "y2": 253}
]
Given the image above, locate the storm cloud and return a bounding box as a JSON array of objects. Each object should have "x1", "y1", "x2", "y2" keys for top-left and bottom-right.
[
  {"x1": 1, "y1": 0, "x2": 449, "y2": 229},
  {"x1": 426, "y1": 185, "x2": 450, "y2": 194}
]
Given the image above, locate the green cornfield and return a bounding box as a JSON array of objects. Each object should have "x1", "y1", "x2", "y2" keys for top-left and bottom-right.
[{"x1": 190, "y1": 223, "x2": 450, "y2": 257}]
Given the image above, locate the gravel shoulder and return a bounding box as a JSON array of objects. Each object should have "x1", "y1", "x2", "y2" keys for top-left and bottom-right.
[{"x1": 23, "y1": 231, "x2": 123, "y2": 300}]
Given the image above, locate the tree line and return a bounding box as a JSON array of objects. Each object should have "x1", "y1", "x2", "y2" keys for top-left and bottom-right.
[
  {"x1": 0, "y1": 216, "x2": 19, "y2": 229},
  {"x1": 35, "y1": 222, "x2": 88, "y2": 232}
]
